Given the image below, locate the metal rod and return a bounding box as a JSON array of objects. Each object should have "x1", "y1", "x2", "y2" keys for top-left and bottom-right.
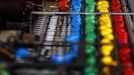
[{"x1": 31, "y1": 12, "x2": 134, "y2": 15}]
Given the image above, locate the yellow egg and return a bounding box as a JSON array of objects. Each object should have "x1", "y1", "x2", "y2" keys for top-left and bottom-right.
[
  {"x1": 97, "y1": 6, "x2": 104, "y2": 10},
  {"x1": 100, "y1": 31, "x2": 110, "y2": 36},
  {"x1": 99, "y1": 18, "x2": 110, "y2": 24},
  {"x1": 99, "y1": 17, "x2": 104, "y2": 21},
  {"x1": 99, "y1": 17, "x2": 105, "y2": 21},
  {"x1": 101, "y1": 56, "x2": 113, "y2": 65},
  {"x1": 99, "y1": 21, "x2": 105, "y2": 25},
  {"x1": 105, "y1": 18, "x2": 111, "y2": 22},
  {"x1": 104, "y1": 23, "x2": 112, "y2": 28},
  {"x1": 100, "y1": 44, "x2": 114, "y2": 56},
  {"x1": 101, "y1": 14, "x2": 110, "y2": 16},
  {"x1": 100, "y1": 14, "x2": 110, "y2": 19},
  {"x1": 99, "y1": 25, "x2": 107, "y2": 30},
  {"x1": 100, "y1": 38, "x2": 111, "y2": 44},
  {"x1": 99, "y1": 16, "x2": 111, "y2": 23},
  {"x1": 101, "y1": 17, "x2": 110, "y2": 21},
  {"x1": 104, "y1": 33, "x2": 114, "y2": 41},
  {"x1": 102, "y1": 4, "x2": 109, "y2": 8},
  {"x1": 97, "y1": 6, "x2": 109, "y2": 10},
  {"x1": 97, "y1": 1, "x2": 109, "y2": 11},
  {"x1": 99, "y1": 8, "x2": 109, "y2": 12},
  {"x1": 105, "y1": 19, "x2": 111, "y2": 23},
  {"x1": 102, "y1": 66, "x2": 110, "y2": 74},
  {"x1": 97, "y1": 1, "x2": 109, "y2": 6},
  {"x1": 100, "y1": 49, "x2": 111, "y2": 56},
  {"x1": 100, "y1": 44, "x2": 114, "y2": 52},
  {"x1": 100, "y1": 28, "x2": 113, "y2": 36},
  {"x1": 104, "y1": 27, "x2": 112, "y2": 32},
  {"x1": 103, "y1": 1, "x2": 109, "y2": 4},
  {"x1": 99, "y1": 23, "x2": 112, "y2": 29},
  {"x1": 97, "y1": 1, "x2": 103, "y2": 6}
]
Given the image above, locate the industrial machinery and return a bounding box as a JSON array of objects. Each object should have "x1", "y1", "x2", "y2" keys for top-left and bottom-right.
[
  {"x1": 0, "y1": 0, "x2": 43, "y2": 31},
  {"x1": 0, "y1": 0, "x2": 134, "y2": 75}
]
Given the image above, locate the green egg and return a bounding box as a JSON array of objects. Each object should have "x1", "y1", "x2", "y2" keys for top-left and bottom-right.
[
  {"x1": 85, "y1": 45, "x2": 96, "y2": 54},
  {"x1": 84, "y1": 67, "x2": 98, "y2": 75},
  {"x1": 85, "y1": 35, "x2": 96, "y2": 43},
  {"x1": 85, "y1": 0, "x2": 96, "y2": 6}
]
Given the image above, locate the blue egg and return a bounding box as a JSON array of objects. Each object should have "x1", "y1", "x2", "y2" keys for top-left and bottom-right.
[
  {"x1": 71, "y1": 31, "x2": 80, "y2": 35},
  {"x1": 72, "y1": 6, "x2": 81, "y2": 10},
  {"x1": 69, "y1": 51, "x2": 78, "y2": 57},
  {"x1": 66, "y1": 34, "x2": 80, "y2": 43},
  {"x1": 72, "y1": 8, "x2": 81, "y2": 12},
  {"x1": 71, "y1": 15, "x2": 81, "y2": 19},
  {"x1": 78, "y1": 0, "x2": 83, "y2": 2},
  {"x1": 71, "y1": 23, "x2": 81, "y2": 27},
  {"x1": 71, "y1": 0, "x2": 81, "y2": 6},
  {"x1": 71, "y1": 45, "x2": 78, "y2": 56},
  {"x1": 64, "y1": 53, "x2": 73, "y2": 63},
  {"x1": 71, "y1": 18, "x2": 81, "y2": 24},
  {"x1": 66, "y1": 35, "x2": 73, "y2": 42},
  {"x1": 51, "y1": 54, "x2": 64, "y2": 64},
  {"x1": 71, "y1": 28, "x2": 80, "y2": 32},
  {"x1": 15, "y1": 48, "x2": 28, "y2": 59},
  {"x1": 71, "y1": 18, "x2": 81, "y2": 27},
  {"x1": 71, "y1": 44, "x2": 78, "y2": 51}
]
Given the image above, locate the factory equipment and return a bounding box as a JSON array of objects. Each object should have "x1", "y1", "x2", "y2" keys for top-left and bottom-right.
[{"x1": 0, "y1": 0, "x2": 134, "y2": 75}]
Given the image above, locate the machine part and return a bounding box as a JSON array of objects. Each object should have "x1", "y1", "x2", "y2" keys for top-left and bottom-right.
[
  {"x1": 49, "y1": 15, "x2": 75, "y2": 64},
  {"x1": 0, "y1": 30, "x2": 20, "y2": 43},
  {"x1": 33, "y1": 16, "x2": 49, "y2": 41},
  {"x1": 5, "y1": 22, "x2": 30, "y2": 32},
  {"x1": 15, "y1": 68, "x2": 58, "y2": 75},
  {"x1": 0, "y1": 48, "x2": 13, "y2": 59},
  {"x1": 50, "y1": 44, "x2": 78, "y2": 64},
  {"x1": 2, "y1": 0, "x2": 134, "y2": 75},
  {"x1": 21, "y1": 33, "x2": 36, "y2": 44},
  {"x1": 45, "y1": 16, "x2": 58, "y2": 42},
  {"x1": 127, "y1": 0, "x2": 134, "y2": 29},
  {"x1": 120, "y1": 0, "x2": 134, "y2": 62}
]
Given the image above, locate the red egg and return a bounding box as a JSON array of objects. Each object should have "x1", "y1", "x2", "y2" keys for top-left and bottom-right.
[
  {"x1": 113, "y1": 9, "x2": 122, "y2": 12},
  {"x1": 114, "y1": 21, "x2": 125, "y2": 27},
  {"x1": 117, "y1": 32, "x2": 128, "y2": 44},
  {"x1": 59, "y1": 1, "x2": 69, "y2": 11},
  {"x1": 112, "y1": 4, "x2": 121, "y2": 11},
  {"x1": 113, "y1": 15, "x2": 123, "y2": 21},
  {"x1": 114, "y1": 23, "x2": 126, "y2": 34},
  {"x1": 112, "y1": 0, "x2": 121, "y2": 8},
  {"x1": 119, "y1": 47, "x2": 131, "y2": 61},
  {"x1": 114, "y1": 26, "x2": 125, "y2": 33},
  {"x1": 123, "y1": 69, "x2": 134, "y2": 75},
  {"x1": 121, "y1": 61, "x2": 133, "y2": 68}
]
